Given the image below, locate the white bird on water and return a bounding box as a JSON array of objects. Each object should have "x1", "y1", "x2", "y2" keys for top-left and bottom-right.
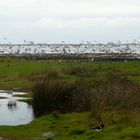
[{"x1": 7, "y1": 90, "x2": 17, "y2": 106}]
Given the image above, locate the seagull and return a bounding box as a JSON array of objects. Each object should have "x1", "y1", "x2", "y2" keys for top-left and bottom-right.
[
  {"x1": 87, "y1": 41, "x2": 91, "y2": 44},
  {"x1": 61, "y1": 41, "x2": 65, "y2": 44},
  {"x1": 7, "y1": 90, "x2": 17, "y2": 106},
  {"x1": 23, "y1": 40, "x2": 27, "y2": 43},
  {"x1": 90, "y1": 124, "x2": 104, "y2": 132}
]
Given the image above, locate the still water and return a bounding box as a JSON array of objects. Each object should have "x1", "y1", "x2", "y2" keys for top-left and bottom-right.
[{"x1": 0, "y1": 90, "x2": 34, "y2": 126}]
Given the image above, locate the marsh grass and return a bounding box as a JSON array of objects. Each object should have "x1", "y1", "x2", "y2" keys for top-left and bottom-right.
[
  {"x1": 63, "y1": 64, "x2": 97, "y2": 77},
  {"x1": 0, "y1": 59, "x2": 140, "y2": 139},
  {"x1": 29, "y1": 67, "x2": 62, "y2": 82},
  {"x1": 92, "y1": 76, "x2": 140, "y2": 111},
  {"x1": 32, "y1": 65, "x2": 140, "y2": 119},
  {"x1": 32, "y1": 80, "x2": 92, "y2": 117}
]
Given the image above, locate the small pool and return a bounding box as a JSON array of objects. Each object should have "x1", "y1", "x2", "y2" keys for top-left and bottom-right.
[{"x1": 0, "y1": 90, "x2": 34, "y2": 126}]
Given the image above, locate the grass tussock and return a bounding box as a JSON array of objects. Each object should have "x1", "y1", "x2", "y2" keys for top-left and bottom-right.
[{"x1": 32, "y1": 80, "x2": 92, "y2": 117}]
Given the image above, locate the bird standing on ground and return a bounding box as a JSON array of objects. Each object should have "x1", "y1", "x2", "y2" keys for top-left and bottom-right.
[{"x1": 90, "y1": 124, "x2": 104, "y2": 132}]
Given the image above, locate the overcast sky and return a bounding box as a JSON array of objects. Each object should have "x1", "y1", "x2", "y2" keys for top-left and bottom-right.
[{"x1": 0, "y1": 0, "x2": 140, "y2": 43}]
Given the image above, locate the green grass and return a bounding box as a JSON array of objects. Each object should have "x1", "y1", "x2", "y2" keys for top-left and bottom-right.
[
  {"x1": 0, "y1": 111, "x2": 139, "y2": 140},
  {"x1": 0, "y1": 58, "x2": 140, "y2": 139},
  {"x1": 0, "y1": 59, "x2": 140, "y2": 89},
  {"x1": 0, "y1": 59, "x2": 63, "y2": 89}
]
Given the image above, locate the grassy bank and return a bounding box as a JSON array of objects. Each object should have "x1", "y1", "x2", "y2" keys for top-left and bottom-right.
[{"x1": 0, "y1": 111, "x2": 139, "y2": 140}]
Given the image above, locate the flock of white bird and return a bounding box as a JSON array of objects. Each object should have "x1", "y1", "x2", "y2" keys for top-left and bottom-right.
[{"x1": 0, "y1": 43, "x2": 140, "y2": 55}]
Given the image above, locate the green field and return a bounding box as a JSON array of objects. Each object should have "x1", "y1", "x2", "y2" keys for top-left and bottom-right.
[
  {"x1": 0, "y1": 111, "x2": 139, "y2": 140},
  {"x1": 1, "y1": 58, "x2": 140, "y2": 89},
  {"x1": 0, "y1": 58, "x2": 140, "y2": 140}
]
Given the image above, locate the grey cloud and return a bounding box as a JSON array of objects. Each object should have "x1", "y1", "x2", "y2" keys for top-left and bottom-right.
[{"x1": 0, "y1": 0, "x2": 140, "y2": 43}]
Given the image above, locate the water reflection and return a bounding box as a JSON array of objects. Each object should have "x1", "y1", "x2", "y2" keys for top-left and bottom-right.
[{"x1": 0, "y1": 90, "x2": 34, "y2": 126}]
